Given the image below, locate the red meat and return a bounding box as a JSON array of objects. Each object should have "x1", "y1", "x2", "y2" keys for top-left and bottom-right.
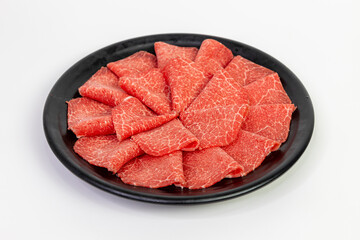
[
  {"x1": 120, "y1": 68, "x2": 172, "y2": 114},
  {"x1": 180, "y1": 70, "x2": 249, "y2": 149},
  {"x1": 131, "y1": 119, "x2": 199, "y2": 156},
  {"x1": 107, "y1": 51, "x2": 157, "y2": 78},
  {"x1": 78, "y1": 67, "x2": 129, "y2": 107},
  {"x1": 181, "y1": 147, "x2": 243, "y2": 189},
  {"x1": 67, "y1": 39, "x2": 297, "y2": 190},
  {"x1": 222, "y1": 130, "x2": 280, "y2": 177},
  {"x1": 154, "y1": 41, "x2": 198, "y2": 69},
  {"x1": 225, "y1": 55, "x2": 275, "y2": 86},
  {"x1": 184, "y1": 69, "x2": 249, "y2": 112},
  {"x1": 67, "y1": 97, "x2": 115, "y2": 137},
  {"x1": 162, "y1": 57, "x2": 210, "y2": 113},
  {"x1": 195, "y1": 39, "x2": 233, "y2": 77},
  {"x1": 118, "y1": 151, "x2": 185, "y2": 188},
  {"x1": 181, "y1": 105, "x2": 248, "y2": 150},
  {"x1": 74, "y1": 135, "x2": 144, "y2": 173},
  {"x1": 244, "y1": 73, "x2": 291, "y2": 105},
  {"x1": 241, "y1": 104, "x2": 296, "y2": 143},
  {"x1": 112, "y1": 96, "x2": 177, "y2": 141}
]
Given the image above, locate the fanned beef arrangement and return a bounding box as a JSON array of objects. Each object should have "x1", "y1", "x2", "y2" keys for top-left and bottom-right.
[{"x1": 67, "y1": 39, "x2": 296, "y2": 189}]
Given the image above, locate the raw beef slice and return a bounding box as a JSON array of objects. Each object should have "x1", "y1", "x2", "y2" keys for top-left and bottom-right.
[
  {"x1": 225, "y1": 55, "x2": 275, "y2": 86},
  {"x1": 162, "y1": 57, "x2": 210, "y2": 113},
  {"x1": 180, "y1": 69, "x2": 249, "y2": 149},
  {"x1": 182, "y1": 147, "x2": 243, "y2": 189},
  {"x1": 154, "y1": 41, "x2": 198, "y2": 69},
  {"x1": 118, "y1": 151, "x2": 185, "y2": 188},
  {"x1": 78, "y1": 67, "x2": 129, "y2": 107},
  {"x1": 195, "y1": 39, "x2": 233, "y2": 76},
  {"x1": 120, "y1": 68, "x2": 172, "y2": 114},
  {"x1": 107, "y1": 51, "x2": 157, "y2": 78},
  {"x1": 222, "y1": 130, "x2": 280, "y2": 177},
  {"x1": 67, "y1": 97, "x2": 115, "y2": 137},
  {"x1": 74, "y1": 135, "x2": 144, "y2": 174},
  {"x1": 132, "y1": 119, "x2": 200, "y2": 156},
  {"x1": 185, "y1": 69, "x2": 249, "y2": 112},
  {"x1": 241, "y1": 104, "x2": 296, "y2": 143},
  {"x1": 112, "y1": 96, "x2": 177, "y2": 141},
  {"x1": 244, "y1": 73, "x2": 292, "y2": 105},
  {"x1": 181, "y1": 105, "x2": 248, "y2": 150}
]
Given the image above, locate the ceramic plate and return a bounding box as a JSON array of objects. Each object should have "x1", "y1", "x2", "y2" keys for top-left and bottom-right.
[{"x1": 43, "y1": 33, "x2": 314, "y2": 204}]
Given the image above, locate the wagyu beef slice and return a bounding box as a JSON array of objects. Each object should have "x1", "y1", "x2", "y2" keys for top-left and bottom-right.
[
  {"x1": 118, "y1": 151, "x2": 185, "y2": 188},
  {"x1": 185, "y1": 69, "x2": 249, "y2": 112},
  {"x1": 225, "y1": 55, "x2": 275, "y2": 86},
  {"x1": 78, "y1": 67, "x2": 129, "y2": 107},
  {"x1": 107, "y1": 51, "x2": 157, "y2": 78},
  {"x1": 74, "y1": 135, "x2": 144, "y2": 174},
  {"x1": 195, "y1": 39, "x2": 233, "y2": 76},
  {"x1": 120, "y1": 68, "x2": 172, "y2": 115},
  {"x1": 244, "y1": 73, "x2": 292, "y2": 105},
  {"x1": 154, "y1": 41, "x2": 198, "y2": 69},
  {"x1": 182, "y1": 147, "x2": 243, "y2": 189},
  {"x1": 112, "y1": 97, "x2": 177, "y2": 141},
  {"x1": 163, "y1": 57, "x2": 210, "y2": 113},
  {"x1": 181, "y1": 105, "x2": 248, "y2": 150},
  {"x1": 222, "y1": 130, "x2": 280, "y2": 177},
  {"x1": 241, "y1": 104, "x2": 296, "y2": 143},
  {"x1": 67, "y1": 97, "x2": 115, "y2": 137},
  {"x1": 132, "y1": 119, "x2": 200, "y2": 156},
  {"x1": 180, "y1": 70, "x2": 249, "y2": 149}
]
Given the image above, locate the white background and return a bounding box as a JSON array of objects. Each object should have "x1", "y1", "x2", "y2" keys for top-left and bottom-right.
[{"x1": 1, "y1": 0, "x2": 359, "y2": 239}]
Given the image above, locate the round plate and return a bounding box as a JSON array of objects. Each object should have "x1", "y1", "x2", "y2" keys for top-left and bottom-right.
[{"x1": 43, "y1": 33, "x2": 314, "y2": 204}]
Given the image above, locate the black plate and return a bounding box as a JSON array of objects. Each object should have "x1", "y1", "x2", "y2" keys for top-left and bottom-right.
[{"x1": 43, "y1": 33, "x2": 314, "y2": 204}]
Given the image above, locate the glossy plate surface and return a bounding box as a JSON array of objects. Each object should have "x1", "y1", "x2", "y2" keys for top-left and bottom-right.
[{"x1": 43, "y1": 33, "x2": 314, "y2": 204}]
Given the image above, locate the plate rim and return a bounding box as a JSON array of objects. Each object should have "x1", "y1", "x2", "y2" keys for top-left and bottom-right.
[{"x1": 43, "y1": 33, "x2": 315, "y2": 204}]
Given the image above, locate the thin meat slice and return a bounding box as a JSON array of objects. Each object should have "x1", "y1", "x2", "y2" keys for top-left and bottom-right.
[
  {"x1": 132, "y1": 119, "x2": 200, "y2": 156},
  {"x1": 67, "y1": 97, "x2": 115, "y2": 137},
  {"x1": 112, "y1": 96, "x2": 177, "y2": 141},
  {"x1": 78, "y1": 67, "x2": 129, "y2": 107},
  {"x1": 195, "y1": 39, "x2": 233, "y2": 77},
  {"x1": 74, "y1": 135, "x2": 144, "y2": 174},
  {"x1": 120, "y1": 68, "x2": 172, "y2": 114},
  {"x1": 222, "y1": 130, "x2": 281, "y2": 177},
  {"x1": 180, "y1": 70, "x2": 249, "y2": 149},
  {"x1": 154, "y1": 41, "x2": 198, "y2": 69},
  {"x1": 225, "y1": 55, "x2": 275, "y2": 86},
  {"x1": 162, "y1": 57, "x2": 210, "y2": 113},
  {"x1": 185, "y1": 69, "x2": 249, "y2": 112},
  {"x1": 181, "y1": 105, "x2": 248, "y2": 150},
  {"x1": 107, "y1": 51, "x2": 157, "y2": 78},
  {"x1": 118, "y1": 151, "x2": 185, "y2": 188},
  {"x1": 182, "y1": 147, "x2": 244, "y2": 189},
  {"x1": 241, "y1": 104, "x2": 296, "y2": 143},
  {"x1": 244, "y1": 73, "x2": 292, "y2": 105}
]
